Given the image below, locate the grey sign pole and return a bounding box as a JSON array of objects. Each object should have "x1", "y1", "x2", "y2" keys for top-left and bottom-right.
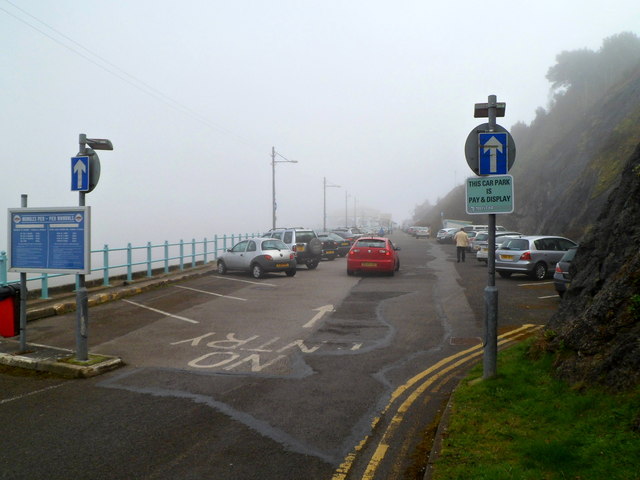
[
  {"x1": 19, "y1": 194, "x2": 28, "y2": 352},
  {"x1": 76, "y1": 134, "x2": 89, "y2": 361},
  {"x1": 483, "y1": 95, "x2": 499, "y2": 379}
]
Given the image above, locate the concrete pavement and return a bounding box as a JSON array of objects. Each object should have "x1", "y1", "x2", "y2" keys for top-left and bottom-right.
[{"x1": 0, "y1": 263, "x2": 217, "y2": 377}]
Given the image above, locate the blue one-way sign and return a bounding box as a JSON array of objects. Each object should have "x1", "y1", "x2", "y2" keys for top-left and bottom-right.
[
  {"x1": 71, "y1": 156, "x2": 90, "y2": 191},
  {"x1": 478, "y1": 132, "x2": 508, "y2": 175}
]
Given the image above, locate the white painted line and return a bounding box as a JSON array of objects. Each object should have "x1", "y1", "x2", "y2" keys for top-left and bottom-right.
[
  {"x1": 538, "y1": 295, "x2": 559, "y2": 299},
  {"x1": 0, "y1": 383, "x2": 66, "y2": 405},
  {"x1": 211, "y1": 275, "x2": 276, "y2": 287},
  {"x1": 303, "y1": 305, "x2": 335, "y2": 328},
  {"x1": 518, "y1": 281, "x2": 554, "y2": 287},
  {"x1": 174, "y1": 285, "x2": 247, "y2": 301},
  {"x1": 123, "y1": 299, "x2": 199, "y2": 324}
]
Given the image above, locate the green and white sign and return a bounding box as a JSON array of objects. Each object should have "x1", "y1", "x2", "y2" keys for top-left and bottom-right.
[{"x1": 466, "y1": 175, "x2": 514, "y2": 214}]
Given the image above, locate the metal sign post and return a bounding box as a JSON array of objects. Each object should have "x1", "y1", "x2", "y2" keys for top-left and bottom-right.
[
  {"x1": 465, "y1": 95, "x2": 517, "y2": 379},
  {"x1": 74, "y1": 133, "x2": 112, "y2": 361}
]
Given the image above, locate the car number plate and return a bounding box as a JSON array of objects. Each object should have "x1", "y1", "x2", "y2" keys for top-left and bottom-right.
[
  {"x1": 297, "y1": 245, "x2": 305, "y2": 252},
  {"x1": 362, "y1": 262, "x2": 377, "y2": 267},
  {"x1": 500, "y1": 254, "x2": 513, "y2": 260},
  {"x1": 326, "y1": 250, "x2": 335, "y2": 254},
  {"x1": 275, "y1": 263, "x2": 289, "y2": 268}
]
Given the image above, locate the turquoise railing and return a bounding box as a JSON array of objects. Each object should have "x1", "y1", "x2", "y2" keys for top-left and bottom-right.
[{"x1": 0, "y1": 233, "x2": 257, "y2": 298}]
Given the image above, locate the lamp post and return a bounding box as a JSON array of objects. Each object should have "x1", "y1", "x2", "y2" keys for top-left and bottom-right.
[
  {"x1": 271, "y1": 146, "x2": 298, "y2": 230},
  {"x1": 345, "y1": 190, "x2": 351, "y2": 228},
  {"x1": 323, "y1": 177, "x2": 341, "y2": 231}
]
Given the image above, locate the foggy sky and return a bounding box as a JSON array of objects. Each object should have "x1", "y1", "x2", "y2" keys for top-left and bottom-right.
[{"x1": 1, "y1": 0, "x2": 639, "y2": 250}]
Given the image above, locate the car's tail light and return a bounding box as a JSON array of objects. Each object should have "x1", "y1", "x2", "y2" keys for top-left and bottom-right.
[
  {"x1": 555, "y1": 263, "x2": 562, "y2": 273},
  {"x1": 380, "y1": 249, "x2": 389, "y2": 255},
  {"x1": 289, "y1": 253, "x2": 295, "y2": 260},
  {"x1": 265, "y1": 254, "x2": 273, "y2": 261},
  {"x1": 520, "y1": 251, "x2": 532, "y2": 261},
  {"x1": 292, "y1": 245, "x2": 297, "y2": 252},
  {"x1": 350, "y1": 249, "x2": 359, "y2": 254}
]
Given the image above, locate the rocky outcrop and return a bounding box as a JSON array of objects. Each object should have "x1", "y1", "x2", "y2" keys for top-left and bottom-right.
[{"x1": 543, "y1": 142, "x2": 640, "y2": 391}]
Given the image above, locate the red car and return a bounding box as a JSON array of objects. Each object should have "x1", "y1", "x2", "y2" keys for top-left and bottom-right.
[{"x1": 347, "y1": 236, "x2": 400, "y2": 276}]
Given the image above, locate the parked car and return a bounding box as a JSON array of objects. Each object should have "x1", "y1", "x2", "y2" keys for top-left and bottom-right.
[
  {"x1": 469, "y1": 231, "x2": 487, "y2": 253},
  {"x1": 332, "y1": 230, "x2": 360, "y2": 248},
  {"x1": 436, "y1": 228, "x2": 457, "y2": 243},
  {"x1": 554, "y1": 246, "x2": 578, "y2": 297},
  {"x1": 318, "y1": 231, "x2": 351, "y2": 257},
  {"x1": 347, "y1": 236, "x2": 400, "y2": 276},
  {"x1": 332, "y1": 227, "x2": 363, "y2": 239},
  {"x1": 414, "y1": 227, "x2": 430, "y2": 239},
  {"x1": 217, "y1": 237, "x2": 296, "y2": 278},
  {"x1": 465, "y1": 231, "x2": 478, "y2": 251},
  {"x1": 263, "y1": 227, "x2": 323, "y2": 269},
  {"x1": 475, "y1": 232, "x2": 522, "y2": 263},
  {"x1": 495, "y1": 236, "x2": 578, "y2": 280},
  {"x1": 316, "y1": 233, "x2": 339, "y2": 260}
]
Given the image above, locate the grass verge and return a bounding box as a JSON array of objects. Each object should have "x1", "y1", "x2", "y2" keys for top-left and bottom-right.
[{"x1": 431, "y1": 339, "x2": 640, "y2": 480}]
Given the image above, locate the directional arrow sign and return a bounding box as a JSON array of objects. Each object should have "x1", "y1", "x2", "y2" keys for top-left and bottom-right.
[
  {"x1": 71, "y1": 156, "x2": 90, "y2": 191},
  {"x1": 478, "y1": 132, "x2": 508, "y2": 174},
  {"x1": 303, "y1": 304, "x2": 335, "y2": 328}
]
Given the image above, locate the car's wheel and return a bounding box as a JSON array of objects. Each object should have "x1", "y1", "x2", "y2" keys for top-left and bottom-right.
[
  {"x1": 395, "y1": 259, "x2": 400, "y2": 271},
  {"x1": 327, "y1": 255, "x2": 336, "y2": 261},
  {"x1": 251, "y1": 263, "x2": 264, "y2": 279},
  {"x1": 217, "y1": 260, "x2": 227, "y2": 274},
  {"x1": 498, "y1": 271, "x2": 512, "y2": 279},
  {"x1": 285, "y1": 268, "x2": 296, "y2": 277},
  {"x1": 530, "y1": 262, "x2": 547, "y2": 280},
  {"x1": 306, "y1": 258, "x2": 320, "y2": 270},
  {"x1": 347, "y1": 269, "x2": 354, "y2": 276}
]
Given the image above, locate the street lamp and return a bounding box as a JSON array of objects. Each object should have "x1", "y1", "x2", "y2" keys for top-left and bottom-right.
[
  {"x1": 271, "y1": 146, "x2": 298, "y2": 230},
  {"x1": 345, "y1": 190, "x2": 351, "y2": 228},
  {"x1": 323, "y1": 177, "x2": 341, "y2": 231}
]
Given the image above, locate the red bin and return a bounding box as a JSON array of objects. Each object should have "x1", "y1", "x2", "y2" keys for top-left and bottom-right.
[{"x1": 0, "y1": 285, "x2": 20, "y2": 338}]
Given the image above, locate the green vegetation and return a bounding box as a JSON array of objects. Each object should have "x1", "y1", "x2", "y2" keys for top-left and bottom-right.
[{"x1": 431, "y1": 340, "x2": 640, "y2": 480}]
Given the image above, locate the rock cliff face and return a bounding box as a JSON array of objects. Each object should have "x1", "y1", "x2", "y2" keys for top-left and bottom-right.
[{"x1": 543, "y1": 142, "x2": 640, "y2": 391}]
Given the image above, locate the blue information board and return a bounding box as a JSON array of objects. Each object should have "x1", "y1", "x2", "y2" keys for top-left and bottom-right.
[{"x1": 7, "y1": 207, "x2": 91, "y2": 274}]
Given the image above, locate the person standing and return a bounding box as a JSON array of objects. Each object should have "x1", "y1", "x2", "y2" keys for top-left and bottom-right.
[{"x1": 454, "y1": 228, "x2": 469, "y2": 262}]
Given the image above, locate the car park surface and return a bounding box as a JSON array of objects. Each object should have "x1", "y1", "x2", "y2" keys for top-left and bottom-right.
[
  {"x1": 2, "y1": 233, "x2": 561, "y2": 480},
  {"x1": 217, "y1": 237, "x2": 297, "y2": 278},
  {"x1": 496, "y1": 235, "x2": 578, "y2": 280},
  {"x1": 347, "y1": 236, "x2": 400, "y2": 275}
]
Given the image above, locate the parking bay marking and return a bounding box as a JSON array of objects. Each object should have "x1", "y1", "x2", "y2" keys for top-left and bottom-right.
[
  {"x1": 174, "y1": 285, "x2": 247, "y2": 301},
  {"x1": 211, "y1": 275, "x2": 277, "y2": 287},
  {"x1": 123, "y1": 299, "x2": 199, "y2": 324}
]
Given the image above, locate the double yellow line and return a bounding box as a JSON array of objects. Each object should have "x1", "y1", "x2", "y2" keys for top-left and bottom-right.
[{"x1": 331, "y1": 324, "x2": 543, "y2": 480}]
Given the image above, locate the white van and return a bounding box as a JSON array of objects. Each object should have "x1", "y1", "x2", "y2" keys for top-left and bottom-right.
[{"x1": 464, "y1": 225, "x2": 506, "y2": 232}]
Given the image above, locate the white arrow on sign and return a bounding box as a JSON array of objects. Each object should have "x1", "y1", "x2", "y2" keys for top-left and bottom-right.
[
  {"x1": 303, "y1": 304, "x2": 334, "y2": 328},
  {"x1": 73, "y1": 159, "x2": 86, "y2": 188},
  {"x1": 483, "y1": 136, "x2": 503, "y2": 173}
]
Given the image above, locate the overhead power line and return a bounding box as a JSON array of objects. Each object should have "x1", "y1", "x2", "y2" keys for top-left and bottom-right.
[{"x1": 0, "y1": 0, "x2": 261, "y2": 151}]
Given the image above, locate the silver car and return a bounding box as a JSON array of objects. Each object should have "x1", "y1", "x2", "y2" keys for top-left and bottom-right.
[
  {"x1": 217, "y1": 237, "x2": 296, "y2": 279},
  {"x1": 495, "y1": 235, "x2": 577, "y2": 280},
  {"x1": 475, "y1": 232, "x2": 522, "y2": 262}
]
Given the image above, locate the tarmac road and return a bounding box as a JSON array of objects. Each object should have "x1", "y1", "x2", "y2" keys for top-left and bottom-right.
[{"x1": 0, "y1": 234, "x2": 558, "y2": 480}]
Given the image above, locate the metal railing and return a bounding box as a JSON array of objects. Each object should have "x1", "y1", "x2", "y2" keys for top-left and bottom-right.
[{"x1": 0, "y1": 233, "x2": 257, "y2": 298}]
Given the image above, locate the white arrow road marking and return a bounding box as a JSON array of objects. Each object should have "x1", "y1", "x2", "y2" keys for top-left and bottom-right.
[
  {"x1": 123, "y1": 299, "x2": 199, "y2": 324},
  {"x1": 303, "y1": 304, "x2": 335, "y2": 328},
  {"x1": 175, "y1": 285, "x2": 246, "y2": 301},
  {"x1": 483, "y1": 136, "x2": 503, "y2": 172}
]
